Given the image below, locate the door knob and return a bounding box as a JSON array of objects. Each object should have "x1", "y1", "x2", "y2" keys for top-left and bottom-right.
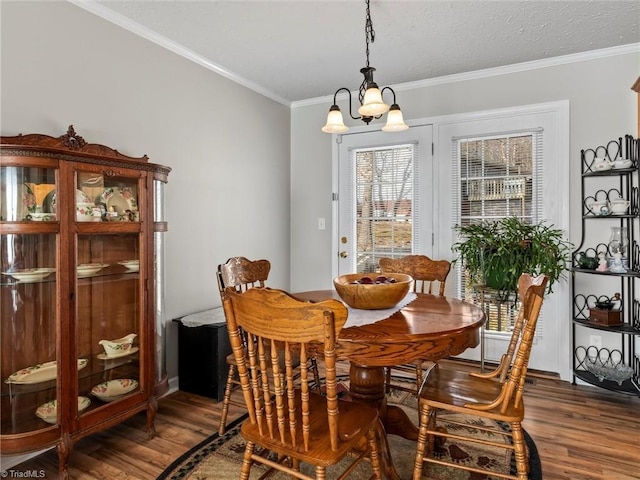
[{"x1": 339, "y1": 251, "x2": 348, "y2": 258}]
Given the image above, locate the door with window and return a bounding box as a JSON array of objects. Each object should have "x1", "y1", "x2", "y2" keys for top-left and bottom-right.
[
  {"x1": 435, "y1": 103, "x2": 570, "y2": 376},
  {"x1": 333, "y1": 102, "x2": 570, "y2": 378},
  {"x1": 335, "y1": 126, "x2": 434, "y2": 276}
]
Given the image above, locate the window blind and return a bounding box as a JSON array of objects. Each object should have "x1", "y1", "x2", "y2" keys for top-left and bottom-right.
[
  {"x1": 451, "y1": 130, "x2": 545, "y2": 338},
  {"x1": 351, "y1": 143, "x2": 418, "y2": 273}
]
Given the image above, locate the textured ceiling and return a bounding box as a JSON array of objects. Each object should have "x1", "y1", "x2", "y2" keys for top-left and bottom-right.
[{"x1": 79, "y1": 1, "x2": 639, "y2": 105}]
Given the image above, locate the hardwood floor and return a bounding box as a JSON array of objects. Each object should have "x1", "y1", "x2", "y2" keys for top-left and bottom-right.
[{"x1": 5, "y1": 360, "x2": 640, "y2": 479}]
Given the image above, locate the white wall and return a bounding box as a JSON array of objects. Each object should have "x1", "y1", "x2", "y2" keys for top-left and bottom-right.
[
  {"x1": 290, "y1": 51, "x2": 639, "y2": 292},
  {"x1": 1, "y1": 1, "x2": 292, "y2": 381}
]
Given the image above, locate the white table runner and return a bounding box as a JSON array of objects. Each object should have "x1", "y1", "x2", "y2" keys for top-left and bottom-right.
[
  {"x1": 344, "y1": 292, "x2": 417, "y2": 328},
  {"x1": 178, "y1": 291, "x2": 418, "y2": 329}
]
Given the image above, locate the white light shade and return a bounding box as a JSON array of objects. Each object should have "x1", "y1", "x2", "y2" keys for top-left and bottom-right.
[
  {"x1": 382, "y1": 104, "x2": 409, "y2": 132},
  {"x1": 358, "y1": 87, "x2": 390, "y2": 117},
  {"x1": 322, "y1": 106, "x2": 349, "y2": 133}
]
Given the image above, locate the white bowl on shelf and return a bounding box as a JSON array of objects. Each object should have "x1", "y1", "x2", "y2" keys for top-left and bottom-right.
[
  {"x1": 1, "y1": 268, "x2": 56, "y2": 283},
  {"x1": 36, "y1": 396, "x2": 91, "y2": 424},
  {"x1": 76, "y1": 202, "x2": 95, "y2": 222},
  {"x1": 91, "y1": 379, "x2": 139, "y2": 402},
  {"x1": 118, "y1": 259, "x2": 139, "y2": 272},
  {"x1": 77, "y1": 263, "x2": 109, "y2": 277},
  {"x1": 27, "y1": 212, "x2": 56, "y2": 221},
  {"x1": 613, "y1": 159, "x2": 633, "y2": 169}
]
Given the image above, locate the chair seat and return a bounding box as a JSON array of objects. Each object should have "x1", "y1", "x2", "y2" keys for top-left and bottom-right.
[
  {"x1": 241, "y1": 390, "x2": 379, "y2": 467},
  {"x1": 420, "y1": 367, "x2": 524, "y2": 422}
]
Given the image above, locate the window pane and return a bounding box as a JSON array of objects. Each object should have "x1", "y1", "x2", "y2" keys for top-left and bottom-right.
[
  {"x1": 355, "y1": 145, "x2": 414, "y2": 273},
  {"x1": 457, "y1": 134, "x2": 535, "y2": 334}
]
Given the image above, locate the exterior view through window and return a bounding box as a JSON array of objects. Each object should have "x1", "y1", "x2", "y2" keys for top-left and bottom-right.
[
  {"x1": 456, "y1": 134, "x2": 537, "y2": 334},
  {"x1": 354, "y1": 144, "x2": 414, "y2": 273}
]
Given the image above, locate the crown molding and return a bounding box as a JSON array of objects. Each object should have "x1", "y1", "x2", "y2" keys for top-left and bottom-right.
[
  {"x1": 293, "y1": 43, "x2": 640, "y2": 108},
  {"x1": 67, "y1": 0, "x2": 291, "y2": 107}
]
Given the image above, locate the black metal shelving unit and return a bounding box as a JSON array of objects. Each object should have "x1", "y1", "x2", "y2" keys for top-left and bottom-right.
[{"x1": 571, "y1": 134, "x2": 640, "y2": 396}]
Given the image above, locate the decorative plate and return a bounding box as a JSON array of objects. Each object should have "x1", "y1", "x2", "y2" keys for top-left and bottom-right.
[
  {"x1": 36, "y1": 396, "x2": 91, "y2": 424},
  {"x1": 0, "y1": 183, "x2": 35, "y2": 220},
  {"x1": 77, "y1": 263, "x2": 109, "y2": 278},
  {"x1": 91, "y1": 378, "x2": 139, "y2": 402},
  {"x1": 97, "y1": 346, "x2": 139, "y2": 360},
  {"x1": 118, "y1": 260, "x2": 139, "y2": 272},
  {"x1": 99, "y1": 187, "x2": 137, "y2": 216},
  {"x1": 6, "y1": 358, "x2": 88, "y2": 384},
  {"x1": 42, "y1": 189, "x2": 92, "y2": 214},
  {"x1": 1, "y1": 268, "x2": 56, "y2": 283}
]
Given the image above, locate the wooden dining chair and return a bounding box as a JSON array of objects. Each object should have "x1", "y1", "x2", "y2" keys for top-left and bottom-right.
[
  {"x1": 412, "y1": 274, "x2": 548, "y2": 480},
  {"x1": 216, "y1": 257, "x2": 271, "y2": 434},
  {"x1": 469, "y1": 273, "x2": 548, "y2": 383},
  {"x1": 222, "y1": 287, "x2": 382, "y2": 480},
  {"x1": 216, "y1": 257, "x2": 321, "y2": 434},
  {"x1": 379, "y1": 255, "x2": 451, "y2": 395}
]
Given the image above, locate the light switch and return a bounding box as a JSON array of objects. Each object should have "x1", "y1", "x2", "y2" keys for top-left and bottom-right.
[{"x1": 318, "y1": 218, "x2": 326, "y2": 230}]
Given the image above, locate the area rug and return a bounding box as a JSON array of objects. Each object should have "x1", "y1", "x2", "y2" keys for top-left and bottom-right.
[{"x1": 159, "y1": 380, "x2": 542, "y2": 480}]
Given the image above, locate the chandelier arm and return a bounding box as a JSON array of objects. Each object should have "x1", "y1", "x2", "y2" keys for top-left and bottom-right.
[
  {"x1": 333, "y1": 87, "x2": 362, "y2": 121},
  {"x1": 380, "y1": 86, "x2": 398, "y2": 104}
]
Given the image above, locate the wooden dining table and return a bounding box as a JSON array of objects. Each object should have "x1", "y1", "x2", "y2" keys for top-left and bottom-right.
[{"x1": 294, "y1": 290, "x2": 485, "y2": 480}]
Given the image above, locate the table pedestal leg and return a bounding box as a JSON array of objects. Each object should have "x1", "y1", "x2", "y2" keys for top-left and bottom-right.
[{"x1": 349, "y1": 363, "x2": 419, "y2": 480}]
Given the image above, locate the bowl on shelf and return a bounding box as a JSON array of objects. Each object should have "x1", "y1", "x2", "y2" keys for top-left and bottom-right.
[
  {"x1": 333, "y1": 273, "x2": 413, "y2": 310},
  {"x1": 1, "y1": 268, "x2": 56, "y2": 283},
  {"x1": 27, "y1": 212, "x2": 56, "y2": 221},
  {"x1": 77, "y1": 263, "x2": 109, "y2": 278},
  {"x1": 35, "y1": 396, "x2": 91, "y2": 424},
  {"x1": 118, "y1": 259, "x2": 139, "y2": 272},
  {"x1": 613, "y1": 159, "x2": 633, "y2": 169},
  {"x1": 584, "y1": 358, "x2": 633, "y2": 386},
  {"x1": 76, "y1": 202, "x2": 95, "y2": 222},
  {"x1": 98, "y1": 333, "x2": 137, "y2": 357},
  {"x1": 91, "y1": 378, "x2": 139, "y2": 402}
]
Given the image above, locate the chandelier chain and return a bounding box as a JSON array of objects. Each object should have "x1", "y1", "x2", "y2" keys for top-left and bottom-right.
[{"x1": 364, "y1": 0, "x2": 375, "y2": 67}]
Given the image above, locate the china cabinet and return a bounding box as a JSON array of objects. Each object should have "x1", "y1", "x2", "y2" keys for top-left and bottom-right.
[
  {"x1": 0, "y1": 126, "x2": 170, "y2": 478},
  {"x1": 571, "y1": 134, "x2": 639, "y2": 396}
]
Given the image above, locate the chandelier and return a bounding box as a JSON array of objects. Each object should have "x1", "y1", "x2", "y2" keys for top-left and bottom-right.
[{"x1": 322, "y1": 0, "x2": 408, "y2": 134}]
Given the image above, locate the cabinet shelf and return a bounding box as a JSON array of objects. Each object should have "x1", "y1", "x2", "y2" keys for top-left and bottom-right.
[
  {"x1": 572, "y1": 369, "x2": 640, "y2": 395},
  {"x1": 572, "y1": 267, "x2": 640, "y2": 278},
  {"x1": 573, "y1": 318, "x2": 640, "y2": 335}
]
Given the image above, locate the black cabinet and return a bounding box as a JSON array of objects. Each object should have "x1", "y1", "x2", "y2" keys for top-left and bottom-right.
[
  {"x1": 173, "y1": 310, "x2": 231, "y2": 401},
  {"x1": 571, "y1": 135, "x2": 640, "y2": 396}
]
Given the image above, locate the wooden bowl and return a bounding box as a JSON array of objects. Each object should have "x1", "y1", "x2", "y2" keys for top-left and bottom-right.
[{"x1": 333, "y1": 273, "x2": 413, "y2": 310}]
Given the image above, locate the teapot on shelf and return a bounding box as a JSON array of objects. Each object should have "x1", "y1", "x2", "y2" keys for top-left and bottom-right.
[
  {"x1": 609, "y1": 197, "x2": 630, "y2": 214},
  {"x1": 593, "y1": 158, "x2": 614, "y2": 171},
  {"x1": 586, "y1": 199, "x2": 610, "y2": 216}
]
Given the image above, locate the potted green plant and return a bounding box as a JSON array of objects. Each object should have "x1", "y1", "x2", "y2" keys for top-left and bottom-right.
[{"x1": 452, "y1": 217, "x2": 573, "y2": 295}]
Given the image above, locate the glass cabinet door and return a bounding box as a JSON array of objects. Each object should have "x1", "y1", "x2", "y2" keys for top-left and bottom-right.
[
  {"x1": 1, "y1": 165, "x2": 59, "y2": 433},
  {"x1": 77, "y1": 233, "x2": 141, "y2": 408},
  {"x1": 1, "y1": 233, "x2": 58, "y2": 433}
]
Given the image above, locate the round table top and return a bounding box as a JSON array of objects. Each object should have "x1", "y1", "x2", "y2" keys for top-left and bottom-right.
[{"x1": 294, "y1": 290, "x2": 485, "y2": 367}]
